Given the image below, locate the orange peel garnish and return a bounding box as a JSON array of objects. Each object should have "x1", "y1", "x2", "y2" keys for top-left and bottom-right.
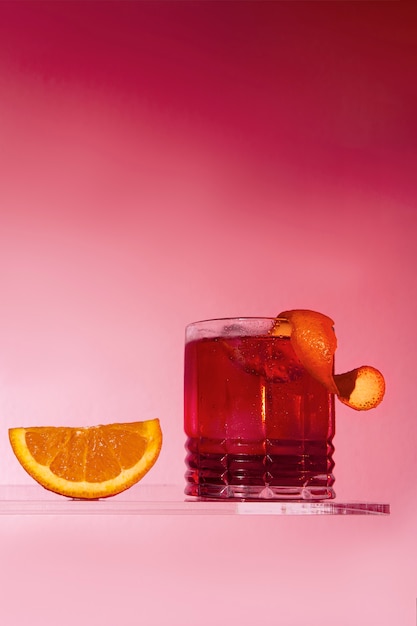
[
  {"x1": 273, "y1": 310, "x2": 339, "y2": 395},
  {"x1": 334, "y1": 366, "x2": 385, "y2": 410},
  {"x1": 275, "y1": 309, "x2": 385, "y2": 411}
]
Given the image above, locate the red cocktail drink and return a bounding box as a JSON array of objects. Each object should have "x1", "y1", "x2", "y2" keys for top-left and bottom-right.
[{"x1": 184, "y1": 318, "x2": 335, "y2": 500}]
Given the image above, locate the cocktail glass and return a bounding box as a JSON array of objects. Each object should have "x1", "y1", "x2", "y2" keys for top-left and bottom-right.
[{"x1": 184, "y1": 317, "x2": 335, "y2": 500}]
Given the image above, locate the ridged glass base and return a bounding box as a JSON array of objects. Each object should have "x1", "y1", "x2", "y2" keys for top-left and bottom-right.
[
  {"x1": 185, "y1": 438, "x2": 335, "y2": 501},
  {"x1": 185, "y1": 483, "x2": 336, "y2": 501}
]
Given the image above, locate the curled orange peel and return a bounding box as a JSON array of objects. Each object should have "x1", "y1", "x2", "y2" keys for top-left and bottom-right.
[
  {"x1": 334, "y1": 366, "x2": 385, "y2": 411},
  {"x1": 273, "y1": 309, "x2": 385, "y2": 411},
  {"x1": 273, "y1": 310, "x2": 339, "y2": 395}
]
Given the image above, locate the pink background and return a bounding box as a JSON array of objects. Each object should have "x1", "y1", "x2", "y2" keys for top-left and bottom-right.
[{"x1": 0, "y1": 2, "x2": 416, "y2": 624}]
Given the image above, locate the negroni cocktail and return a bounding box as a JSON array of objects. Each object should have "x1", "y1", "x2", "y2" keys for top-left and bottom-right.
[{"x1": 184, "y1": 317, "x2": 335, "y2": 500}]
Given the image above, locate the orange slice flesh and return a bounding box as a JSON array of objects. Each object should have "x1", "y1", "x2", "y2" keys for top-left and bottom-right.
[
  {"x1": 274, "y1": 310, "x2": 385, "y2": 411},
  {"x1": 9, "y1": 419, "x2": 162, "y2": 499}
]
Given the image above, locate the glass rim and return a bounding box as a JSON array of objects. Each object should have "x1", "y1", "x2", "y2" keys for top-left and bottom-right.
[{"x1": 185, "y1": 316, "x2": 287, "y2": 329}]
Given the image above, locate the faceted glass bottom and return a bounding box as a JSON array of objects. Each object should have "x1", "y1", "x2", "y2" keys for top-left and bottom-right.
[{"x1": 185, "y1": 483, "x2": 336, "y2": 501}]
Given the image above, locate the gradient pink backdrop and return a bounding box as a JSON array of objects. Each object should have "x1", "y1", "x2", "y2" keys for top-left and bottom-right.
[{"x1": 0, "y1": 2, "x2": 416, "y2": 625}]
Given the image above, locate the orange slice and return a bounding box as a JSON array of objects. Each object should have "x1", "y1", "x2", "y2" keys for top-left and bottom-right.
[
  {"x1": 275, "y1": 309, "x2": 385, "y2": 411},
  {"x1": 9, "y1": 419, "x2": 162, "y2": 499}
]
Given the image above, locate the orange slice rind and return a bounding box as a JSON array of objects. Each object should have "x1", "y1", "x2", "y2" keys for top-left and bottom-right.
[
  {"x1": 9, "y1": 418, "x2": 162, "y2": 499},
  {"x1": 273, "y1": 310, "x2": 339, "y2": 395},
  {"x1": 335, "y1": 366, "x2": 385, "y2": 410},
  {"x1": 275, "y1": 309, "x2": 385, "y2": 411}
]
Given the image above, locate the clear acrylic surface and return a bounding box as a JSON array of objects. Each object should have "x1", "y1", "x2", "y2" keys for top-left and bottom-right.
[{"x1": 0, "y1": 484, "x2": 390, "y2": 516}]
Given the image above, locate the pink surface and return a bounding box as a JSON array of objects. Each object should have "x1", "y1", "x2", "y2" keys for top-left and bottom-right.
[{"x1": 0, "y1": 2, "x2": 416, "y2": 624}]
